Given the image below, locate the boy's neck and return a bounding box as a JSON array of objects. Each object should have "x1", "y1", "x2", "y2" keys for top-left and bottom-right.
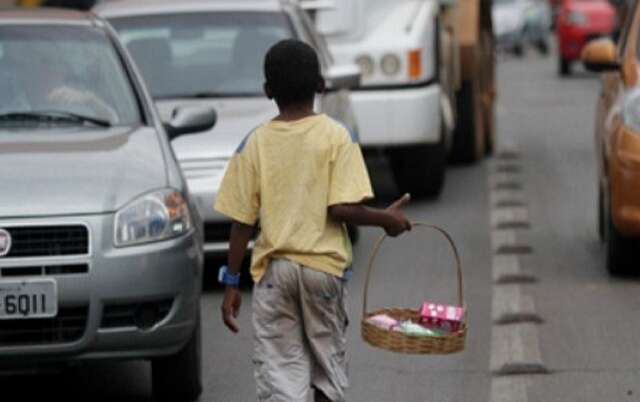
[{"x1": 273, "y1": 102, "x2": 316, "y2": 122}]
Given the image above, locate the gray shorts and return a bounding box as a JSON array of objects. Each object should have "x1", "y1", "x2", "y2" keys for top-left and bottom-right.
[{"x1": 252, "y1": 258, "x2": 349, "y2": 402}]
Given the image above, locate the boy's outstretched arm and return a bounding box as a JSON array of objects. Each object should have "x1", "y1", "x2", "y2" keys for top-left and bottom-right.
[
  {"x1": 329, "y1": 193, "x2": 412, "y2": 237},
  {"x1": 221, "y1": 220, "x2": 254, "y2": 333}
]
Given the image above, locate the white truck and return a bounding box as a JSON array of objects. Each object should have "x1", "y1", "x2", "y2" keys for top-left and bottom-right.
[{"x1": 302, "y1": 0, "x2": 459, "y2": 197}]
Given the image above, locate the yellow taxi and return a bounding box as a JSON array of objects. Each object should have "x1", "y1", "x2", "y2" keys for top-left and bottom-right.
[{"x1": 583, "y1": 0, "x2": 640, "y2": 274}]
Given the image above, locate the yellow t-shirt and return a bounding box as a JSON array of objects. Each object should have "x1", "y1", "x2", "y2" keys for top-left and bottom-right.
[{"x1": 214, "y1": 114, "x2": 374, "y2": 283}]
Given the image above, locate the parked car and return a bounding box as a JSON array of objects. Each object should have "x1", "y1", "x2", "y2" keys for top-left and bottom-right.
[
  {"x1": 493, "y1": 0, "x2": 551, "y2": 55},
  {"x1": 307, "y1": 0, "x2": 454, "y2": 197},
  {"x1": 582, "y1": 0, "x2": 640, "y2": 274},
  {"x1": 0, "y1": 9, "x2": 215, "y2": 401},
  {"x1": 556, "y1": 0, "x2": 615, "y2": 75},
  {"x1": 95, "y1": 0, "x2": 361, "y2": 256}
]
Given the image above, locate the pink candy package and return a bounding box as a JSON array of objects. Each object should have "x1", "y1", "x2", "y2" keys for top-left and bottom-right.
[
  {"x1": 419, "y1": 302, "x2": 465, "y2": 332},
  {"x1": 366, "y1": 314, "x2": 399, "y2": 330}
]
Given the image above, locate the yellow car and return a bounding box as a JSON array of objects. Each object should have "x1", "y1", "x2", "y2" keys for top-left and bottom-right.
[{"x1": 583, "y1": 2, "x2": 640, "y2": 274}]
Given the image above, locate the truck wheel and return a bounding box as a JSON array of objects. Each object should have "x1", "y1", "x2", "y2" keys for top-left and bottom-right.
[
  {"x1": 606, "y1": 207, "x2": 635, "y2": 276},
  {"x1": 388, "y1": 132, "x2": 446, "y2": 199},
  {"x1": 451, "y1": 80, "x2": 485, "y2": 163},
  {"x1": 559, "y1": 57, "x2": 571, "y2": 76},
  {"x1": 484, "y1": 91, "x2": 496, "y2": 157},
  {"x1": 152, "y1": 315, "x2": 202, "y2": 402}
]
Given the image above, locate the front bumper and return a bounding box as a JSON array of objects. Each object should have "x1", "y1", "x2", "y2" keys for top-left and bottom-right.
[
  {"x1": 610, "y1": 126, "x2": 640, "y2": 236},
  {"x1": 351, "y1": 82, "x2": 442, "y2": 147},
  {"x1": 0, "y1": 213, "x2": 202, "y2": 366}
]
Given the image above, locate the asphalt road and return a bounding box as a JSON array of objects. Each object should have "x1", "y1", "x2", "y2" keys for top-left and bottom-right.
[{"x1": 2, "y1": 46, "x2": 636, "y2": 402}]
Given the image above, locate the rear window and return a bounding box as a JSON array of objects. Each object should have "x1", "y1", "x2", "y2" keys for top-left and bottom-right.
[{"x1": 110, "y1": 12, "x2": 295, "y2": 99}]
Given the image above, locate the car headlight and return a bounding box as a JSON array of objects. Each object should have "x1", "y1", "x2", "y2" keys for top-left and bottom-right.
[
  {"x1": 114, "y1": 189, "x2": 193, "y2": 247},
  {"x1": 381, "y1": 53, "x2": 401, "y2": 76},
  {"x1": 355, "y1": 55, "x2": 375, "y2": 78},
  {"x1": 566, "y1": 10, "x2": 587, "y2": 26},
  {"x1": 623, "y1": 88, "x2": 640, "y2": 132}
]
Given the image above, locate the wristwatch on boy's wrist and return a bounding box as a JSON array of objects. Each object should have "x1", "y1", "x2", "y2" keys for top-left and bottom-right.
[{"x1": 218, "y1": 265, "x2": 240, "y2": 287}]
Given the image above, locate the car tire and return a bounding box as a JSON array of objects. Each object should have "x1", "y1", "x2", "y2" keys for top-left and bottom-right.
[
  {"x1": 513, "y1": 43, "x2": 524, "y2": 57},
  {"x1": 536, "y1": 38, "x2": 550, "y2": 55},
  {"x1": 451, "y1": 80, "x2": 485, "y2": 163},
  {"x1": 606, "y1": 207, "x2": 635, "y2": 276},
  {"x1": 559, "y1": 57, "x2": 571, "y2": 76},
  {"x1": 152, "y1": 313, "x2": 202, "y2": 402},
  {"x1": 388, "y1": 129, "x2": 446, "y2": 199}
]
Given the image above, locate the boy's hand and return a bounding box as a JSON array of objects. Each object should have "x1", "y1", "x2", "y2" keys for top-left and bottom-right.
[
  {"x1": 221, "y1": 286, "x2": 242, "y2": 333},
  {"x1": 384, "y1": 193, "x2": 412, "y2": 237}
]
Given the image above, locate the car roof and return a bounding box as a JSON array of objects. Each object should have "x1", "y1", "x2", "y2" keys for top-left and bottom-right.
[
  {"x1": 0, "y1": 8, "x2": 98, "y2": 26},
  {"x1": 95, "y1": 0, "x2": 291, "y2": 18}
]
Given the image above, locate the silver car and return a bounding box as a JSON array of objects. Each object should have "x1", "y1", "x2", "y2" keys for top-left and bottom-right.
[
  {"x1": 95, "y1": 0, "x2": 361, "y2": 255},
  {"x1": 0, "y1": 9, "x2": 215, "y2": 402}
]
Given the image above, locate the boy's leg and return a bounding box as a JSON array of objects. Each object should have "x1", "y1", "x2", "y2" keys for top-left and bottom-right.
[
  {"x1": 253, "y1": 259, "x2": 311, "y2": 402},
  {"x1": 299, "y1": 267, "x2": 350, "y2": 402}
]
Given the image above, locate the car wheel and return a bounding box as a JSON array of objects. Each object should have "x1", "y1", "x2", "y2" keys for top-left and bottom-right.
[
  {"x1": 606, "y1": 207, "x2": 635, "y2": 276},
  {"x1": 536, "y1": 38, "x2": 549, "y2": 55},
  {"x1": 513, "y1": 43, "x2": 524, "y2": 57},
  {"x1": 152, "y1": 313, "x2": 202, "y2": 402},
  {"x1": 388, "y1": 128, "x2": 446, "y2": 199},
  {"x1": 559, "y1": 57, "x2": 571, "y2": 76},
  {"x1": 451, "y1": 79, "x2": 485, "y2": 163}
]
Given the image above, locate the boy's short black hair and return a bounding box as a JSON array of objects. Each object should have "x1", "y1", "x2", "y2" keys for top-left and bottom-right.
[{"x1": 264, "y1": 39, "x2": 323, "y2": 107}]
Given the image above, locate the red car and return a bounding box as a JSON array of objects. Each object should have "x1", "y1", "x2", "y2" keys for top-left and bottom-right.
[{"x1": 556, "y1": 0, "x2": 616, "y2": 75}]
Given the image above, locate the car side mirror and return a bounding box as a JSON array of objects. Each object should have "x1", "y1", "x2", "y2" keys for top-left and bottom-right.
[
  {"x1": 582, "y1": 38, "x2": 619, "y2": 72},
  {"x1": 326, "y1": 64, "x2": 361, "y2": 90},
  {"x1": 164, "y1": 106, "x2": 217, "y2": 140}
]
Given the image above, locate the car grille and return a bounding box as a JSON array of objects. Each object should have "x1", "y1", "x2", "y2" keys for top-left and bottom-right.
[
  {"x1": 0, "y1": 264, "x2": 89, "y2": 278},
  {"x1": 0, "y1": 306, "x2": 88, "y2": 346},
  {"x1": 4, "y1": 225, "x2": 89, "y2": 258}
]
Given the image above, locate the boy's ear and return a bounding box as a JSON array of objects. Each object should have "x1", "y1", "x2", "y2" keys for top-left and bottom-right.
[
  {"x1": 316, "y1": 78, "x2": 326, "y2": 94},
  {"x1": 264, "y1": 82, "x2": 274, "y2": 99}
]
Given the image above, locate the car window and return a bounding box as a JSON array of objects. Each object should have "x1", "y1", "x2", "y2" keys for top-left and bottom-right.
[
  {"x1": 110, "y1": 12, "x2": 294, "y2": 99},
  {"x1": 0, "y1": 25, "x2": 140, "y2": 126}
]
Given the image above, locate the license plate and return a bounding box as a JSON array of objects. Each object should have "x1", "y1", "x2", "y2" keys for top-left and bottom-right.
[{"x1": 0, "y1": 279, "x2": 58, "y2": 319}]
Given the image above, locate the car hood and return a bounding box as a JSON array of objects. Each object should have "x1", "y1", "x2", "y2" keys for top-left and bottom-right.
[
  {"x1": 156, "y1": 97, "x2": 278, "y2": 162},
  {"x1": 0, "y1": 126, "x2": 167, "y2": 218}
]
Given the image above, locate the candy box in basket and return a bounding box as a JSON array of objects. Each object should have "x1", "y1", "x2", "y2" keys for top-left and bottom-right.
[{"x1": 419, "y1": 302, "x2": 465, "y2": 332}]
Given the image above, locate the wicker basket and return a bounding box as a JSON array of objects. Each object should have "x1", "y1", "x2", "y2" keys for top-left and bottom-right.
[{"x1": 361, "y1": 223, "x2": 466, "y2": 355}]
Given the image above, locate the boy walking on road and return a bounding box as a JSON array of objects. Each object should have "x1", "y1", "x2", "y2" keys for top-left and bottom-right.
[{"x1": 215, "y1": 39, "x2": 412, "y2": 402}]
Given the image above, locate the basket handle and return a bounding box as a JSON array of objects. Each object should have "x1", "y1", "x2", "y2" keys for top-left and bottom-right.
[{"x1": 362, "y1": 222, "x2": 464, "y2": 319}]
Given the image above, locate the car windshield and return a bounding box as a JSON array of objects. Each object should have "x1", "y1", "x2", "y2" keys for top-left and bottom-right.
[
  {"x1": 0, "y1": 25, "x2": 140, "y2": 127},
  {"x1": 110, "y1": 12, "x2": 294, "y2": 99}
]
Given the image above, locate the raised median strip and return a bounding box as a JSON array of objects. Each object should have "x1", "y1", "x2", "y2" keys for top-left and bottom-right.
[{"x1": 488, "y1": 148, "x2": 549, "y2": 402}]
